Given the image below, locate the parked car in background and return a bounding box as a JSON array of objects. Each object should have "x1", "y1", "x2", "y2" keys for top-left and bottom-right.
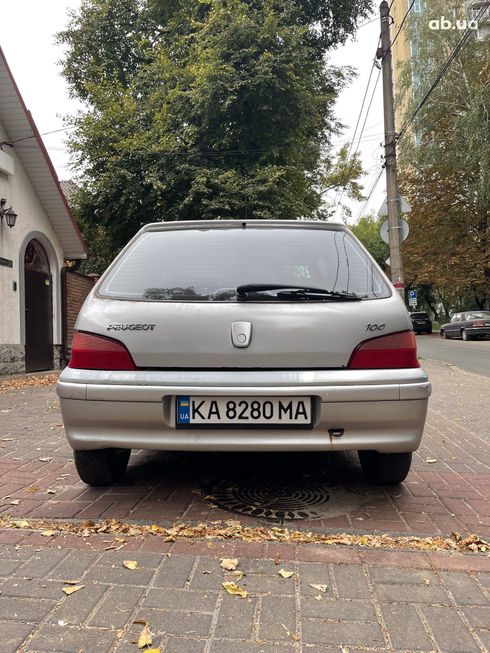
[
  {"x1": 410, "y1": 312, "x2": 433, "y2": 335},
  {"x1": 57, "y1": 220, "x2": 431, "y2": 487},
  {"x1": 440, "y1": 311, "x2": 490, "y2": 340}
]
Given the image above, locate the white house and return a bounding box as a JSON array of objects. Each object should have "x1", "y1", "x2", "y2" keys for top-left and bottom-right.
[{"x1": 0, "y1": 46, "x2": 87, "y2": 375}]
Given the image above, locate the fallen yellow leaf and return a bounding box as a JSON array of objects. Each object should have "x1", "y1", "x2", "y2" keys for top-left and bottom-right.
[
  {"x1": 222, "y1": 581, "x2": 248, "y2": 598},
  {"x1": 310, "y1": 583, "x2": 328, "y2": 593},
  {"x1": 231, "y1": 570, "x2": 244, "y2": 581},
  {"x1": 40, "y1": 530, "x2": 57, "y2": 537},
  {"x1": 12, "y1": 520, "x2": 29, "y2": 528},
  {"x1": 220, "y1": 558, "x2": 238, "y2": 571},
  {"x1": 278, "y1": 569, "x2": 294, "y2": 578},
  {"x1": 137, "y1": 623, "x2": 153, "y2": 648},
  {"x1": 63, "y1": 585, "x2": 84, "y2": 595},
  {"x1": 123, "y1": 560, "x2": 138, "y2": 570}
]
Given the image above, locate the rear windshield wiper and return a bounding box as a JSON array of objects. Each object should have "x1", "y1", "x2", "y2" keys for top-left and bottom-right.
[{"x1": 236, "y1": 284, "x2": 362, "y2": 301}]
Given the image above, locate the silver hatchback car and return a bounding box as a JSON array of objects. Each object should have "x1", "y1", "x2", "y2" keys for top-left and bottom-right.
[{"x1": 58, "y1": 220, "x2": 431, "y2": 486}]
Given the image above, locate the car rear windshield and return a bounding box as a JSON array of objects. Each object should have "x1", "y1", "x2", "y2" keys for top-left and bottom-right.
[
  {"x1": 98, "y1": 226, "x2": 391, "y2": 301},
  {"x1": 466, "y1": 311, "x2": 490, "y2": 319},
  {"x1": 411, "y1": 313, "x2": 429, "y2": 319}
]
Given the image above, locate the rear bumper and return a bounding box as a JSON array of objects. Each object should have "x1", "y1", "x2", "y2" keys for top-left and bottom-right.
[
  {"x1": 466, "y1": 327, "x2": 490, "y2": 338},
  {"x1": 413, "y1": 324, "x2": 432, "y2": 332},
  {"x1": 57, "y1": 368, "x2": 431, "y2": 453}
]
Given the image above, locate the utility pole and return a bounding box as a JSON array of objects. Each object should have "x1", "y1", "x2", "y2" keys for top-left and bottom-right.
[{"x1": 378, "y1": 0, "x2": 405, "y2": 299}]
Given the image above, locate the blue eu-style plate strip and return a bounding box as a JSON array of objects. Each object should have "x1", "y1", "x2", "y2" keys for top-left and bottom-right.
[{"x1": 177, "y1": 396, "x2": 191, "y2": 424}]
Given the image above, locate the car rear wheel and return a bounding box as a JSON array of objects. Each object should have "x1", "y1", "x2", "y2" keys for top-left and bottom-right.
[
  {"x1": 461, "y1": 329, "x2": 471, "y2": 341},
  {"x1": 358, "y1": 451, "x2": 412, "y2": 485},
  {"x1": 440, "y1": 329, "x2": 447, "y2": 339},
  {"x1": 74, "y1": 448, "x2": 131, "y2": 486}
]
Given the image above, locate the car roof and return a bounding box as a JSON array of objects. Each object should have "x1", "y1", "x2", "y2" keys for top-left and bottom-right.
[{"x1": 139, "y1": 219, "x2": 350, "y2": 234}]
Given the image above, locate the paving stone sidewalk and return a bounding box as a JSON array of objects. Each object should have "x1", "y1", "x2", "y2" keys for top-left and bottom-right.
[
  {"x1": 0, "y1": 360, "x2": 489, "y2": 537},
  {"x1": 1, "y1": 536, "x2": 490, "y2": 653},
  {"x1": 0, "y1": 359, "x2": 489, "y2": 652}
]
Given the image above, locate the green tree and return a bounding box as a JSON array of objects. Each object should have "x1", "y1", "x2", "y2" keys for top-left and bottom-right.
[
  {"x1": 396, "y1": 0, "x2": 490, "y2": 310},
  {"x1": 58, "y1": 0, "x2": 371, "y2": 271},
  {"x1": 350, "y1": 214, "x2": 388, "y2": 268}
]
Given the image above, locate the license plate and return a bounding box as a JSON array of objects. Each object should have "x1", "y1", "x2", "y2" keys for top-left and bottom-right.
[{"x1": 176, "y1": 396, "x2": 313, "y2": 428}]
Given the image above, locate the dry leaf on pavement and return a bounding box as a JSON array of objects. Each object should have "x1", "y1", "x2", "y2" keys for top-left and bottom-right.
[
  {"x1": 220, "y1": 558, "x2": 238, "y2": 571},
  {"x1": 137, "y1": 622, "x2": 153, "y2": 648},
  {"x1": 281, "y1": 624, "x2": 300, "y2": 641},
  {"x1": 426, "y1": 458, "x2": 437, "y2": 464},
  {"x1": 63, "y1": 585, "x2": 85, "y2": 595},
  {"x1": 278, "y1": 569, "x2": 294, "y2": 578},
  {"x1": 123, "y1": 560, "x2": 138, "y2": 570},
  {"x1": 222, "y1": 581, "x2": 248, "y2": 598},
  {"x1": 40, "y1": 530, "x2": 57, "y2": 537},
  {"x1": 309, "y1": 583, "x2": 328, "y2": 593}
]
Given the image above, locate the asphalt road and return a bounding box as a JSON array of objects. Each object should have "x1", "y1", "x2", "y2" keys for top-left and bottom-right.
[{"x1": 416, "y1": 333, "x2": 490, "y2": 377}]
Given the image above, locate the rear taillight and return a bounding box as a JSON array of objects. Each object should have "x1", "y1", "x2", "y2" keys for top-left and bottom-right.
[
  {"x1": 473, "y1": 321, "x2": 484, "y2": 327},
  {"x1": 348, "y1": 330, "x2": 419, "y2": 369},
  {"x1": 69, "y1": 331, "x2": 136, "y2": 371}
]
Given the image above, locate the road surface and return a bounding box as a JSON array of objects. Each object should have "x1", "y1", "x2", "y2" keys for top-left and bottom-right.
[{"x1": 416, "y1": 334, "x2": 490, "y2": 377}]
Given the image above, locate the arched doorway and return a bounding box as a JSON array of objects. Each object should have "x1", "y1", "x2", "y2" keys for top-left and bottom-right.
[{"x1": 24, "y1": 239, "x2": 53, "y2": 372}]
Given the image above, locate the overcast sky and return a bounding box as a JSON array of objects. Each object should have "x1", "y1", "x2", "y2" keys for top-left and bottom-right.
[{"x1": 1, "y1": 1, "x2": 386, "y2": 224}]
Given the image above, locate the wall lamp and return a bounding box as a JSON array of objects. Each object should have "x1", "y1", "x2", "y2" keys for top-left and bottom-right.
[{"x1": 0, "y1": 198, "x2": 17, "y2": 228}]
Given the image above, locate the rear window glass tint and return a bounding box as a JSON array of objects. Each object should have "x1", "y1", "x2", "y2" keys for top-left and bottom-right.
[
  {"x1": 99, "y1": 227, "x2": 391, "y2": 301},
  {"x1": 466, "y1": 312, "x2": 490, "y2": 319}
]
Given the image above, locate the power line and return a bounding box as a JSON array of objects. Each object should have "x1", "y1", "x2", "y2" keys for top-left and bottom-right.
[
  {"x1": 397, "y1": 0, "x2": 490, "y2": 141},
  {"x1": 332, "y1": 0, "x2": 411, "y2": 220},
  {"x1": 333, "y1": 67, "x2": 382, "y2": 218},
  {"x1": 358, "y1": 16, "x2": 378, "y2": 29},
  {"x1": 356, "y1": 166, "x2": 384, "y2": 220},
  {"x1": 331, "y1": 16, "x2": 384, "y2": 221},
  {"x1": 390, "y1": 0, "x2": 416, "y2": 49},
  {"x1": 6, "y1": 125, "x2": 77, "y2": 144}
]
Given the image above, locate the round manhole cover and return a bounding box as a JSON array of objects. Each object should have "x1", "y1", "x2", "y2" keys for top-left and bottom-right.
[{"x1": 202, "y1": 478, "x2": 362, "y2": 521}]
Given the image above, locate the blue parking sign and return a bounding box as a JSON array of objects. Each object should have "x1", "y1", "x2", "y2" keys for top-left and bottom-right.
[{"x1": 409, "y1": 290, "x2": 417, "y2": 299}]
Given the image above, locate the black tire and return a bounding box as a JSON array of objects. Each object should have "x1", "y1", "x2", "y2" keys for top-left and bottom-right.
[
  {"x1": 461, "y1": 329, "x2": 471, "y2": 341},
  {"x1": 74, "y1": 448, "x2": 131, "y2": 486},
  {"x1": 358, "y1": 451, "x2": 412, "y2": 485},
  {"x1": 440, "y1": 329, "x2": 447, "y2": 339}
]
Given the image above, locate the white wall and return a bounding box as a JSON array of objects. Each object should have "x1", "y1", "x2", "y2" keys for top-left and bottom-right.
[{"x1": 0, "y1": 121, "x2": 65, "y2": 346}]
